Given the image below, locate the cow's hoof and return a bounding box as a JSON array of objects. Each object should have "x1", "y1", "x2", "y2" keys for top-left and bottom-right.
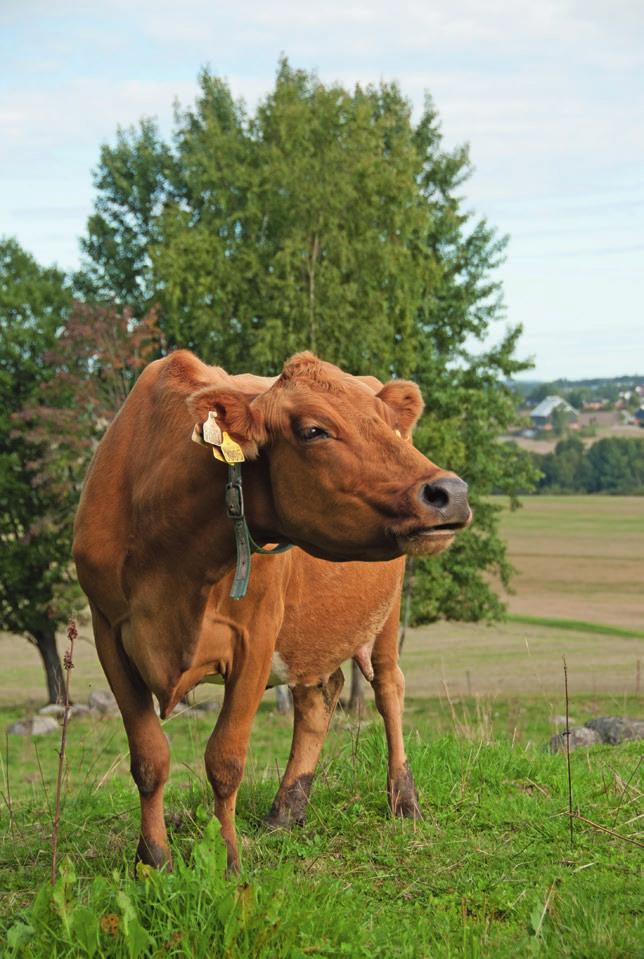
[
  {"x1": 135, "y1": 837, "x2": 172, "y2": 871},
  {"x1": 264, "y1": 806, "x2": 305, "y2": 830},
  {"x1": 265, "y1": 774, "x2": 313, "y2": 829},
  {"x1": 391, "y1": 797, "x2": 423, "y2": 820},
  {"x1": 389, "y1": 764, "x2": 422, "y2": 820}
]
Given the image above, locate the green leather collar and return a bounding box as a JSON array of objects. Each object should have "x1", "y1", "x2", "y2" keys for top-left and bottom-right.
[{"x1": 224, "y1": 463, "x2": 293, "y2": 599}]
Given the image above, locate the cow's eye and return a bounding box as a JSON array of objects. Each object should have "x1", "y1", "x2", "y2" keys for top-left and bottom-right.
[{"x1": 297, "y1": 425, "x2": 330, "y2": 442}]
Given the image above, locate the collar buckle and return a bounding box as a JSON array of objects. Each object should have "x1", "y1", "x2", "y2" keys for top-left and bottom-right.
[{"x1": 225, "y1": 474, "x2": 244, "y2": 520}]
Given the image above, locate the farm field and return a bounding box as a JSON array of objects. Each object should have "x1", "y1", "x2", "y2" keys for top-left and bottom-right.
[
  {"x1": 2, "y1": 496, "x2": 643, "y2": 708},
  {"x1": 495, "y1": 495, "x2": 644, "y2": 631},
  {"x1": 1, "y1": 495, "x2": 642, "y2": 956}
]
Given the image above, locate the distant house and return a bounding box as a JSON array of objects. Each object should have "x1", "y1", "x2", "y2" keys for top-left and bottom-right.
[
  {"x1": 635, "y1": 407, "x2": 644, "y2": 428},
  {"x1": 529, "y1": 396, "x2": 579, "y2": 429}
]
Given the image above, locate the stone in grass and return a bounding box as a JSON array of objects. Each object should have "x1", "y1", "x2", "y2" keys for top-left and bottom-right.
[
  {"x1": 551, "y1": 715, "x2": 576, "y2": 727},
  {"x1": 39, "y1": 702, "x2": 91, "y2": 718},
  {"x1": 7, "y1": 716, "x2": 59, "y2": 736},
  {"x1": 192, "y1": 700, "x2": 220, "y2": 713},
  {"x1": 88, "y1": 689, "x2": 120, "y2": 715},
  {"x1": 549, "y1": 716, "x2": 644, "y2": 753},
  {"x1": 38, "y1": 703, "x2": 66, "y2": 717},
  {"x1": 70, "y1": 703, "x2": 90, "y2": 717},
  {"x1": 549, "y1": 726, "x2": 602, "y2": 753},
  {"x1": 585, "y1": 716, "x2": 644, "y2": 745}
]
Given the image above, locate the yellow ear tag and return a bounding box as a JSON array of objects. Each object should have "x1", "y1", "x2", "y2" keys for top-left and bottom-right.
[
  {"x1": 395, "y1": 429, "x2": 402, "y2": 438},
  {"x1": 220, "y1": 432, "x2": 245, "y2": 464},
  {"x1": 212, "y1": 446, "x2": 226, "y2": 463},
  {"x1": 202, "y1": 410, "x2": 223, "y2": 446}
]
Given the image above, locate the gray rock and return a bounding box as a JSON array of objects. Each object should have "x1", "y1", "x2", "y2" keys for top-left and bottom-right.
[
  {"x1": 193, "y1": 700, "x2": 220, "y2": 713},
  {"x1": 549, "y1": 726, "x2": 602, "y2": 753},
  {"x1": 38, "y1": 703, "x2": 66, "y2": 716},
  {"x1": 88, "y1": 689, "x2": 119, "y2": 715},
  {"x1": 38, "y1": 703, "x2": 90, "y2": 719},
  {"x1": 585, "y1": 716, "x2": 644, "y2": 745},
  {"x1": 70, "y1": 703, "x2": 90, "y2": 717},
  {"x1": 8, "y1": 716, "x2": 59, "y2": 736},
  {"x1": 551, "y1": 715, "x2": 576, "y2": 727}
]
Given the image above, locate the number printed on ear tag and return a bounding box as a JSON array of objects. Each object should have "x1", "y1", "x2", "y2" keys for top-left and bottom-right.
[
  {"x1": 202, "y1": 411, "x2": 223, "y2": 447},
  {"x1": 220, "y1": 432, "x2": 245, "y2": 464}
]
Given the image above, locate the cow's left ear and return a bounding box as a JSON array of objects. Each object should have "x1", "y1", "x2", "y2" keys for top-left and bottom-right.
[
  {"x1": 377, "y1": 380, "x2": 424, "y2": 436},
  {"x1": 186, "y1": 387, "x2": 267, "y2": 459}
]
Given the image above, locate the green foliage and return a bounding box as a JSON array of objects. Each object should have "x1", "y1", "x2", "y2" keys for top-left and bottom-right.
[
  {"x1": 78, "y1": 59, "x2": 538, "y2": 622},
  {"x1": 1, "y1": 237, "x2": 162, "y2": 699},
  {"x1": 2, "y1": 701, "x2": 642, "y2": 958},
  {"x1": 0, "y1": 237, "x2": 77, "y2": 645},
  {"x1": 76, "y1": 119, "x2": 176, "y2": 313},
  {"x1": 537, "y1": 436, "x2": 644, "y2": 494}
]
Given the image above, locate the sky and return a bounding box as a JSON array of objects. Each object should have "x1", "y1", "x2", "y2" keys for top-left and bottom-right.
[{"x1": 1, "y1": 0, "x2": 643, "y2": 381}]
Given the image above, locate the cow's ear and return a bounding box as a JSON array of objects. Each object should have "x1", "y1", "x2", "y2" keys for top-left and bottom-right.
[
  {"x1": 377, "y1": 380, "x2": 424, "y2": 436},
  {"x1": 187, "y1": 387, "x2": 267, "y2": 458}
]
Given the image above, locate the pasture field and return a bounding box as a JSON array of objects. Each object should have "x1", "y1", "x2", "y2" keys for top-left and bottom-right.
[{"x1": 1, "y1": 696, "x2": 642, "y2": 958}]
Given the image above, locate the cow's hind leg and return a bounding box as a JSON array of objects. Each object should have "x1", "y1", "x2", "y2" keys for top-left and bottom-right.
[
  {"x1": 204, "y1": 633, "x2": 273, "y2": 874},
  {"x1": 91, "y1": 606, "x2": 171, "y2": 869},
  {"x1": 372, "y1": 609, "x2": 421, "y2": 819},
  {"x1": 266, "y1": 668, "x2": 344, "y2": 828}
]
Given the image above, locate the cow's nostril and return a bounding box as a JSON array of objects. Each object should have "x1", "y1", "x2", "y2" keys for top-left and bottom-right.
[{"x1": 422, "y1": 484, "x2": 449, "y2": 511}]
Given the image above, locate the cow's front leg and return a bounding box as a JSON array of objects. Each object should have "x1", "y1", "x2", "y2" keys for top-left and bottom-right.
[
  {"x1": 204, "y1": 632, "x2": 273, "y2": 873},
  {"x1": 266, "y1": 668, "x2": 344, "y2": 828},
  {"x1": 91, "y1": 605, "x2": 172, "y2": 869},
  {"x1": 372, "y1": 610, "x2": 421, "y2": 820}
]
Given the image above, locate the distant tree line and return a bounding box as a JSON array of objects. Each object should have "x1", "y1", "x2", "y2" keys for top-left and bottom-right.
[
  {"x1": 529, "y1": 435, "x2": 644, "y2": 494},
  {"x1": 517, "y1": 378, "x2": 643, "y2": 412},
  {"x1": 1, "y1": 60, "x2": 537, "y2": 701}
]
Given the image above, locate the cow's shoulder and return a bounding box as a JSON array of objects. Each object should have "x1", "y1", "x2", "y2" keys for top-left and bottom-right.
[{"x1": 151, "y1": 350, "x2": 234, "y2": 399}]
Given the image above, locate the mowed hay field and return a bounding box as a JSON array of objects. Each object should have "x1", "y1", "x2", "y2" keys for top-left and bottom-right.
[
  {"x1": 1, "y1": 495, "x2": 643, "y2": 957},
  {"x1": 496, "y1": 495, "x2": 644, "y2": 630}
]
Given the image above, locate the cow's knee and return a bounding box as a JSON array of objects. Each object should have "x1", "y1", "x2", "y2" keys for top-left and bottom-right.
[
  {"x1": 206, "y1": 754, "x2": 244, "y2": 801},
  {"x1": 130, "y1": 746, "x2": 169, "y2": 797}
]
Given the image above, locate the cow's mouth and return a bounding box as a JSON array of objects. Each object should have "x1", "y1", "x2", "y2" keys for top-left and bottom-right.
[
  {"x1": 392, "y1": 512, "x2": 472, "y2": 555},
  {"x1": 417, "y1": 522, "x2": 464, "y2": 535},
  {"x1": 399, "y1": 517, "x2": 471, "y2": 538}
]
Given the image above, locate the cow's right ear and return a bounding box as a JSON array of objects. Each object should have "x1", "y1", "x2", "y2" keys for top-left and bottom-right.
[
  {"x1": 377, "y1": 380, "x2": 424, "y2": 437},
  {"x1": 187, "y1": 387, "x2": 267, "y2": 459}
]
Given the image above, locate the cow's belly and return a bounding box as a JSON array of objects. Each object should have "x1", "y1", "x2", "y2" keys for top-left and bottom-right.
[
  {"x1": 275, "y1": 597, "x2": 395, "y2": 686},
  {"x1": 197, "y1": 651, "x2": 291, "y2": 689}
]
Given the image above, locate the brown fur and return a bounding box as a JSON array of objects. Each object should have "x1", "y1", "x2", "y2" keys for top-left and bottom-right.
[{"x1": 73, "y1": 350, "x2": 470, "y2": 870}]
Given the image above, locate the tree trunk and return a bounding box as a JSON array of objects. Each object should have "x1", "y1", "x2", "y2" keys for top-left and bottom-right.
[
  {"x1": 347, "y1": 660, "x2": 366, "y2": 716},
  {"x1": 32, "y1": 624, "x2": 64, "y2": 704},
  {"x1": 307, "y1": 232, "x2": 320, "y2": 353},
  {"x1": 275, "y1": 685, "x2": 292, "y2": 714}
]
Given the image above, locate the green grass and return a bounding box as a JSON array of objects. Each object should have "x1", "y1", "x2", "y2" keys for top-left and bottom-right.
[
  {"x1": 1, "y1": 697, "x2": 642, "y2": 958},
  {"x1": 506, "y1": 614, "x2": 644, "y2": 640}
]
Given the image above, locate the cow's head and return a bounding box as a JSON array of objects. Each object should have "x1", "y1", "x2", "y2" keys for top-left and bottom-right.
[{"x1": 188, "y1": 353, "x2": 471, "y2": 561}]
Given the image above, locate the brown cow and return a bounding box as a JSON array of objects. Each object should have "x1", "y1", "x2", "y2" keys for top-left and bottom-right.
[
  {"x1": 221, "y1": 549, "x2": 415, "y2": 842},
  {"x1": 73, "y1": 350, "x2": 470, "y2": 871}
]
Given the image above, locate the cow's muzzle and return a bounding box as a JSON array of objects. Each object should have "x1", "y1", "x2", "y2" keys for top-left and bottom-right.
[
  {"x1": 391, "y1": 474, "x2": 472, "y2": 555},
  {"x1": 419, "y1": 476, "x2": 470, "y2": 528}
]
